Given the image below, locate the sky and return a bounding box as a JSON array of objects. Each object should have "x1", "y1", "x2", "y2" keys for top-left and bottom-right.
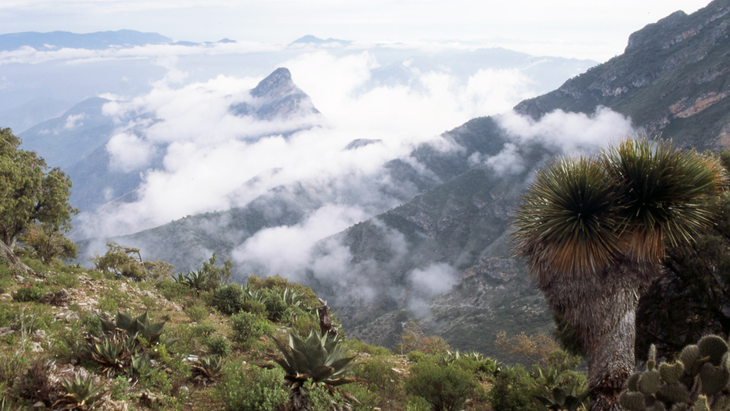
[{"x1": 0, "y1": 0, "x2": 714, "y2": 62}]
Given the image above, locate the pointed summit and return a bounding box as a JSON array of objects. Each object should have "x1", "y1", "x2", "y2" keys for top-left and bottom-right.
[
  {"x1": 251, "y1": 67, "x2": 295, "y2": 99},
  {"x1": 231, "y1": 67, "x2": 319, "y2": 121}
]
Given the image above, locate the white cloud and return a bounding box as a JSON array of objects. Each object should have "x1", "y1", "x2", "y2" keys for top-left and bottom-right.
[
  {"x1": 77, "y1": 49, "x2": 545, "y2": 238},
  {"x1": 63, "y1": 113, "x2": 84, "y2": 129},
  {"x1": 106, "y1": 132, "x2": 155, "y2": 172}
]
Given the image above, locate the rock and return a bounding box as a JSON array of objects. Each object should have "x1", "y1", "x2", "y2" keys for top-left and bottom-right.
[
  {"x1": 33, "y1": 401, "x2": 45, "y2": 407},
  {"x1": 15, "y1": 275, "x2": 24, "y2": 281},
  {"x1": 0, "y1": 327, "x2": 13, "y2": 337},
  {"x1": 39, "y1": 289, "x2": 71, "y2": 306},
  {"x1": 30, "y1": 341, "x2": 43, "y2": 352},
  {"x1": 32, "y1": 329, "x2": 46, "y2": 342},
  {"x1": 64, "y1": 312, "x2": 80, "y2": 323},
  {"x1": 0, "y1": 294, "x2": 10, "y2": 299}
]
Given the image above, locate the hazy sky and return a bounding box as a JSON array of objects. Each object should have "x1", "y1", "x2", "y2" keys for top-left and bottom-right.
[{"x1": 0, "y1": 0, "x2": 714, "y2": 61}]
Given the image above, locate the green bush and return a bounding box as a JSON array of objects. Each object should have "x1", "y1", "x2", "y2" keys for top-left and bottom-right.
[
  {"x1": 347, "y1": 338, "x2": 392, "y2": 357},
  {"x1": 240, "y1": 299, "x2": 267, "y2": 317},
  {"x1": 0, "y1": 304, "x2": 17, "y2": 328},
  {"x1": 405, "y1": 395, "x2": 432, "y2": 411},
  {"x1": 192, "y1": 324, "x2": 217, "y2": 339},
  {"x1": 12, "y1": 284, "x2": 45, "y2": 302},
  {"x1": 407, "y1": 350, "x2": 427, "y2": 363},
  {"x1": 185, "y1": 305, "x2": 208, "y2": 322},
  {"x1": 488, "y1": 364, "x2": 537, "y2": 411},
  {"x1": 214, "y1": 285, "x2": 244, "y2": 315},
  {"x1": 205, "y1": 335, "x2": 232, "y2": 357},
  {"x1": 405, "y1": 357, "x2": 478, "y2": 411},
  {"x1": 355, "y1": 357, "x2": 402, "y2": 398},
  {"x1": 261, "y1": 288, "x2": 287, "y2": 320},
  {"x1": 216, "y1": 362, "x2": 288, "y2": 411},
  {"x1": 50, "y1": 271, "x2": 79, "y2": 289},
  {"x1": 155, "y1": 279, "x2": 190, "y2": 301},
  {"x1": 229, "y1": 312, "x2": 273, "y2": 349}
]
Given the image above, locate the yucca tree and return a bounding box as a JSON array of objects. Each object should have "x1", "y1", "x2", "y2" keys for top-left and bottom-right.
[{"x1": 513, "y1": 138, "x2": 725, "y2": 411}]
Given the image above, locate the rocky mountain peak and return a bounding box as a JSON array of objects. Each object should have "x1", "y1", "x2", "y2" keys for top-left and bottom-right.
[
  {"x1": 251, "y1": 67, "x2": 295, "y2": 98},
  {"x1": 231, "y1": 67, "x2": 319, "y2": 121}
]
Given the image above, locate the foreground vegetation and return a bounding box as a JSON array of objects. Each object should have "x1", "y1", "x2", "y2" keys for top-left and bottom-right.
[{"x1": 0, "y1": 247, "x2": 598, "y2": 411}]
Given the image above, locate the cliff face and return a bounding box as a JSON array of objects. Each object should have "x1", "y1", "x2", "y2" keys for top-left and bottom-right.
[{"x1": 515, "y1": 0, "x2": 730, "y2": 150}]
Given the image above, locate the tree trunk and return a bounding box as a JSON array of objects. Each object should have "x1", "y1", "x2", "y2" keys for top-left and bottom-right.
[
  {"x1": 586, "y1": 307, "x2": 636, "y2": 411},
  {"x1": 538, "y1": 261, "x2": 657, "y2": 411},
  {"x1": 0, "y1": 240, "x2": 32, "y2": 274}
]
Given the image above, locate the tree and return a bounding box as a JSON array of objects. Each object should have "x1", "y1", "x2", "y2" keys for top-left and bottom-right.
[
  {"x1": 17, "y1": 222, "x2": 78, "y2": 264},
  {"x1": 0, "y1": 128, "x2": 77, "y2": 273},
  {"x1": 512, "y1": 138, "x2": 724, "y2": 411}
]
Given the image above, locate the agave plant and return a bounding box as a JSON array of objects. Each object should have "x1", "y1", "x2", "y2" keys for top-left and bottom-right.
[
  {"x1": 268, "y1": 330, "x2": 360, "y2": 410},
  {"x1": 281, "y1": 287, "x2": 304, "y2": 308},
  {"x1": 52, "y1": 376, "x2": 104, "y2": 410},
  {"x1": 85, "y1": 329, "x2": 137, "y2": 377},
  {"x1": 534, "y1": 384, "x2": 591, "y2": 411},
  {"x1": 100, "y1": 311, "x2": 174, "y2": 346},
  {"x1": 190, "y1": 355, "x2": 223, "y2": 386}
]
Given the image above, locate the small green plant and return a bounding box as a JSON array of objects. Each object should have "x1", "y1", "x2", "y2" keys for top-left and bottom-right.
[
  {"x1": 52, "y1": 375, "x2": 104, "y2": 410},
  {"x1": 267, "y1": 330, "x2": 360, "y2": 410},
  {"x1": 185, "y1": 305, "x2": 208, "y2": 322},
  {"x1": 190, "y1": 355, "x2": 223, "y2": 386},
  {"x1": 12, "y1": 283, "x2": 45, "y2": 302},
  {"x1": 216, "y1": 362, "x2": 288, "y2": 411},
  {"x1": 99, "y1": 311, "x2": 172, "y2": 346},
  {"x1": 488, "y1": 364, "x2": 539, "y2": 411},
  {"x1": 110, "y1": 376, "x2": 131, "y2": 401},
  {"x1": 205, "y1": 335, "x2": 232, "y2": 357},
  {"x1": 229, "y1": 311, "x2": 274, "y2": 349},
  {"x1": 533, "y1": 383, "x2": 591, "y2": 411},
  {"x1": 404, "y1": 356, "x2": 478, "y2": 411},
  {"x1": 193, "y1": 324, "x2": 217, "y2": 339},
  {"x1": 213, "y1": 284, "x2": 245, "y2": 315}
]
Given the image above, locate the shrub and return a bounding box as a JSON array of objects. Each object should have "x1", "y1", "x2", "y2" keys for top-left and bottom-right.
[
  {"x1": 185, "y1": 305, "x2": 208, "y2": 322},
  {"x1": 229, "y1": 312, "x2": 273, "y2": 349},
  {"x1": 488, "y1": 364, "x2": 537, "y2": 411},
  {"x1": 192, "y1": 324, "x2": 218, "y2": 339},
  {"x1": 355, "y1": 357, "x2": 402, "y2": 398},
  {"x1": 240, "y1": 299, "x2": 267, "y2": 317},
  {"x1": 407, "y1": 350, "x2": 427, "y2": 363},
  {"x1": 347, "y1": 338, "x2": 392, "y2": 357},
  {"x1": 50, "y1": 271, "x2": 79, "y2": 289},
  {"x1": 216, "y1": 362, "x2": 288, "y2": 411},
  {"x1": 397, "y1": 321, "x2": 451, "y2": 355},
  {"x1": 213, "y1": 284, "x2": 244, "y2": 315},
  {"x1": 262, "y1": 289, "x2": 287, "y2": 321},
  {"x1": 247, "y1": 274, "x2": 319, "y2": 307},
  {"x1": 405, "y1": 395, "x2": 432, "y2": 411},
  {"x1": 205, "y1": 335, "x2": 232, "y2": 357},
  {"x1": 405, "y1": 357, "x2": 478, "y2": 411},
  {"x1": 12, "y1": 283, "x2": 45, "y2": 302},
  {"x1": 155, "y1": 279, "x2": 190, "y2": 301}
]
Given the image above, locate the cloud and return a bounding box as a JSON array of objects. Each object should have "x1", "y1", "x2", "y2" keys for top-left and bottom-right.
[
  {"x1": 63, "y1": 113, "x2": 84, "y2": 129},
  {"x1": 497, "y1": 106, "x2": 635, "y2": 153},
  {"x1": 106, "y1": 132, "x2": 155, "y2": 172},
  {"x1": 76, "y1": 49, "x2": 543, "y2": 239}
]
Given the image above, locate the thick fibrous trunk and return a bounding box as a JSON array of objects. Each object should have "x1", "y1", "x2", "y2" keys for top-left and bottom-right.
[
  {"x1": 0, "y1": 240, "x2": 32, "y2": 274},
  {"x1": 586, "y1": 302, "x2": 636, "y2": 411},
  {"x1": 537, "y1": 261, "x2": 657, "y2": 411}
]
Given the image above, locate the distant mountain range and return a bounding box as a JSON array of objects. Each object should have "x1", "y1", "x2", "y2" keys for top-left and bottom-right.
[
  {"x1": 0, "y1": 30, "x2": 172, "y2": 51},
  {"x1": 80, "y1": 0, "x2": 730, "y2": 357}
]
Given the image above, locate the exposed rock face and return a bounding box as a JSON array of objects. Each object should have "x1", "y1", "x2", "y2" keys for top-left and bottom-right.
[
  {"x1": 230, "y1": 67, "x2": 320, "y2": 121},
  {"x1": 515, "y1": 0, "x2": 730, "y2": 150}
]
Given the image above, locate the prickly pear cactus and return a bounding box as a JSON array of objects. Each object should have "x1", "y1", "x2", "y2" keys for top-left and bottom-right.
[{"x1": 619, "y1": 335, "x2": 730, "y2": 411}]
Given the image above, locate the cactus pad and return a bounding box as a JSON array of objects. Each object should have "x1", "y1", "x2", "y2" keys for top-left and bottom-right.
[
  {"x1": 679, "y1": 345, "x2": 701, "y2": 376},
  {"x1": 628, "y1": 372, "x2": 642, "y2": 391},
  {"x1": 659, "y1": 362, "x2": 685, "y2": 385},
  {"x1": 698, "y1": 335, "x2": 728, "y2": 366},
  {"x1": 699, "y1": 362, "x2": 730, "y2": 395},
  {"x1": 691, "y1": 395, "x2": 709, "y2": 411},
  {"x1": 656, "y1": 382, "x2": 691, "y2": 404},
  {"x1": 640, "y1": 370, "x2": 662, "y2": 394},
  {"x1": 619, "y1": 391, "x2": 646, "y2": 411}
]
